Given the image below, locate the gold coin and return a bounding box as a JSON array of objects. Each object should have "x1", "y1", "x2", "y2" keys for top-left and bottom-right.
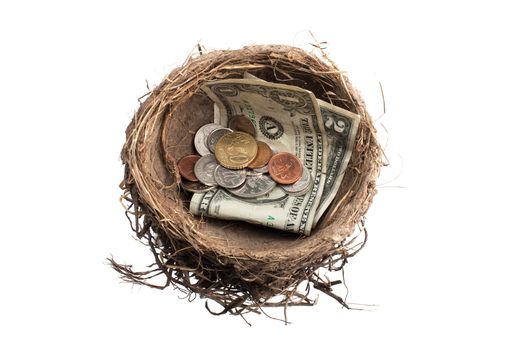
[{"x1": 215, "y1": 131, "x2": 258, "y2": 169}]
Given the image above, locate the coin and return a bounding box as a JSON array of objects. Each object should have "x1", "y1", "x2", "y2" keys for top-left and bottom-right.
[
  {"x1": 251, "y1": 164, "x2": 269, "y2": 174},
  {"x1": 268, "y1": 152, "x2": 303, "y2": 185},
  {"x1": 281, "y1": 167, "x2": 312, "y2": 195},
  {"x1": 248, "y1": 141, "x2": 273, "y2": 169},
  {"x1": 194, "y1": 123, "x2": 223, "y2": 156},
  {"x1": 213, "y1": 165, "x2": 246, "y2": 189},
  {"x1": 228, "y1": 115, "x2": 256, "y2": 137},
  {"x1": 227, "y1": 174, "x2": 276, "y2": 198},
  {"x1": 245, "y1": 169, "x2": 264, "y2": 176},
  {"x1": 215, "y1": 131, "x2": 258, "y2": 169},
  {"x1": 207, "y1": 127, "x2": 233, "y2": 153},
  {"x1": 176, "y1": 154, "x2": 200, "y2": 182},
  {"x1": 286, "y1": 183, "x2": 313, "y2": 197},
  {"x1": 180, "y1": 179, "x2": 216, "y2": 193},
  {"x1": 194, "y1": 154, "x2": 219, "y2": 186}
]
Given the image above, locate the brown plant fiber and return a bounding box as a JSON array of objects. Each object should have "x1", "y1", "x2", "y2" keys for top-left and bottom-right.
[{"x1": 111, "y1": 44, "x2": 382, "y2": 319}]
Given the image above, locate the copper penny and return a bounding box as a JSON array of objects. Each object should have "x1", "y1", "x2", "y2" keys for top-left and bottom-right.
[
  {"x1": 177, "y1": 154, "x2": 200, "y2": 182},
  {"x1": 268, "y1": 152, "x2": 303, "y2": 185},
  {"x1": 248, "y1": 141, "x2": 273, "y2": 169},
  {"x1": 228, "y1": 115, "x2": 256, "y2": 137}
]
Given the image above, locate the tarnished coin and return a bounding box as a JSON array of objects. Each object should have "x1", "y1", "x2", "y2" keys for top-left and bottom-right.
[
  {"x1": 281, "y1": 167, "x2": 312, "y2": 195},
  {"x1": 248, "y1": 141, "x2": 273, "y2": 169},
  {"x1": 227, "y1": 174, "x2": 276, "y2": 198},
  {"x1": 215, "y1": 131, "x2": 258, "y2": 169},
  {"x1": 194, "y1": 123, "x2": 223, "y2": 156},
  {"x1": 213, "y1": 165, "x2": 246, "y2": 189},
  {"x1": 180, "y1": 179, "x2": 216, "y2": 193},
  {"x1": 177, "y1": 154, "x2": 200, "y2": 182},
  {"x1": 228, "y1": 115, "x2": 256, "y2": 137},
  {"x1": 194, "y1": 154, "x2": 219, "y2": 186},
  {"x1": 268, "y1": 152, "x2": 303, "y2": 185},
  {"x1": 207, "y1": 127, "x2": 233, "y2": 153}
]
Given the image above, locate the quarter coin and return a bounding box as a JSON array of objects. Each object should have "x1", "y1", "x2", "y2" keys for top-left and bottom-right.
[
  {"x1": 180, "y1": 179, "x2": 216, "y2": 193},
  {"x1": 228, "y1": 114, "x2": 256, "y2": 137},
  {"x1": 248, "y1": 141, "x2": 273, "y2": 169},
  {"x1": 227, "y1": 174, "x2": 276, "y2": 198},
  {"x1": 268, "y1": 152, "x2": 303, "y2": 185},
  {"x1": 281, "y1": 167, "x2": 312, "y2": 195},
  {"x1": 207, "y1": 127, "x2": 233, "y2": 153},
  {"x1": 215, "y1": 131, "x2": 258, "y2": 169},
  {"x1": 194, "y1": 123, "x2": 223, "y2": 156},
  {"x1": 194, "y1": 154, "x2": 219, "y2": 186},
  {"x1": 177, "y1": 154, "x2": 200, "y2": 182},
  {"x1": 213, "y1": 165, "x2": 246, "y2": 189}
]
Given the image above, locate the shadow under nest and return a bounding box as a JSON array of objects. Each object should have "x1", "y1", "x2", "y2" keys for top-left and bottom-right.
[{"x1": 110, "y1": 44, "x2": 382, "y2": 322}]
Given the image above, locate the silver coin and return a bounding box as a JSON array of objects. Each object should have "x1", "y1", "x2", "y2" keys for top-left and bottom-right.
[
  {"x1": 293, "y1": 185, "x2": 312, "y2": 196},
  {"x1": 194, "y1": 154, "x2": 219, "y2": 186},
  {"x1": 251, "y1": 164, "x2": 269, "y2": 173},
  {"x1": 194, "y1": 123, "x2": 223, "y2": 156},
  {"x1": 245, "y1": 169, "x2": 263, "y2": 177},
  {"x1": 282, "y1": 181, "x2": 312, "y2": 197},
  {"x1": 227, "y1": 174, "x2": 276, "y2": 198},
  {"x1": 281, "y1": 168, "x2": 312, "y2": 194},
  {"x1": 213, "y1": 165, "x2": 246, "y2": 189},
  {"x1": 180, "y1": 179, "x2": 216, "y2": 193},
  {"x1": 206, "y1": 127, "x2": 233, "y2": 153},
  {"x1": 233, "y1": 186, "x2": 288, "y2": 204}
]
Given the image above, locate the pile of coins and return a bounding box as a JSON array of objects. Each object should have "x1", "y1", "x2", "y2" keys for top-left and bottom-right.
[{"x1": 177, "y1": 116, "x2": 313, "y2": 199}]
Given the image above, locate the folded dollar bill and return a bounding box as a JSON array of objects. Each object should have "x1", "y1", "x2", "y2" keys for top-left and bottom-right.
[
  {"x1": 191, "y1": 74, "x2": 359, "y2": 235},
  {"x1": 241, "y1": 73, "x2": 361, "y2": 225}
]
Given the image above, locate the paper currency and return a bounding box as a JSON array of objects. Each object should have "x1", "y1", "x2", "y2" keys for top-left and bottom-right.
[
  {"x1": 192, "y1": 73, "x2": 360, "y2": 234},
  {"x1": 190, "y1": 186, "x2": 294, "y2": 228},
  {"x1": 193, "y1": 78, "x2": 328, "y2": 235},
  {"x1": 242, "y1": 72, "x2": 361, "y2": 225},
  {"x1": 313, "y1": 100, "x2": 360, "y2": 224}
]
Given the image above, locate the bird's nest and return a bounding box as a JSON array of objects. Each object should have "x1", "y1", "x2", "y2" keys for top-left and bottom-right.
[{"x1": 110, "y1": 44, "x2": 382, "y2": 321}]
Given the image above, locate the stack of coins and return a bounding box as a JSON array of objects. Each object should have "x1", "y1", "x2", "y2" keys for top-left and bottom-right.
[{"x1": 177, "y1": 116, "x2": 313, "y2": 198}]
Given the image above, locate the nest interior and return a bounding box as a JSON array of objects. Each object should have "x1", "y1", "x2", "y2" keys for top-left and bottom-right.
[{"x1": 114, "y1": 45, "x2": 382, "y2": 315}]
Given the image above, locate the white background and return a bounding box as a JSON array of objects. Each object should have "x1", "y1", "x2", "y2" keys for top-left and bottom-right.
[{"x1": 1, "y1": 0, "x2": 524, "y2": 348}]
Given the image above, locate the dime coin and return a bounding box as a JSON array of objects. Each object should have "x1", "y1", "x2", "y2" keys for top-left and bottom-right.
[
  {"x1": 176, "y1": 154, "x2": 200, "y2": 182},
  {"x1": 215, "y1": 131, "x2": 258, "y2": 169},
  {"x1": 281, "y1": 167, "x2": 312, "y2": 195},
  {"x1": 213, "y1": 165, "x2": 246, "y2": 189},
  {"x1": 194, "y1": 123, "x2": 223, "y2": 156},
  {"x1": 180, "y1": 179, "x2": 216, "y2": 193},
  {"x1": 227, "y1": 174, "x2": 276, "y2": 198},
  {"x1": 207, "y1": 127, "x2": 233, "y2": 153},
  {"x1": 248, "y1": 141, "x2": 273, "y2": 169},
  {"x1": 268, "y1": 152, "x2": 303, "y2": 185},
  {"x1": 228, "y1": 114, "x2": 256, "y2": 137},
  {"x1": 194, "y1": 154, "x2": 219, "y2": 186}
]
